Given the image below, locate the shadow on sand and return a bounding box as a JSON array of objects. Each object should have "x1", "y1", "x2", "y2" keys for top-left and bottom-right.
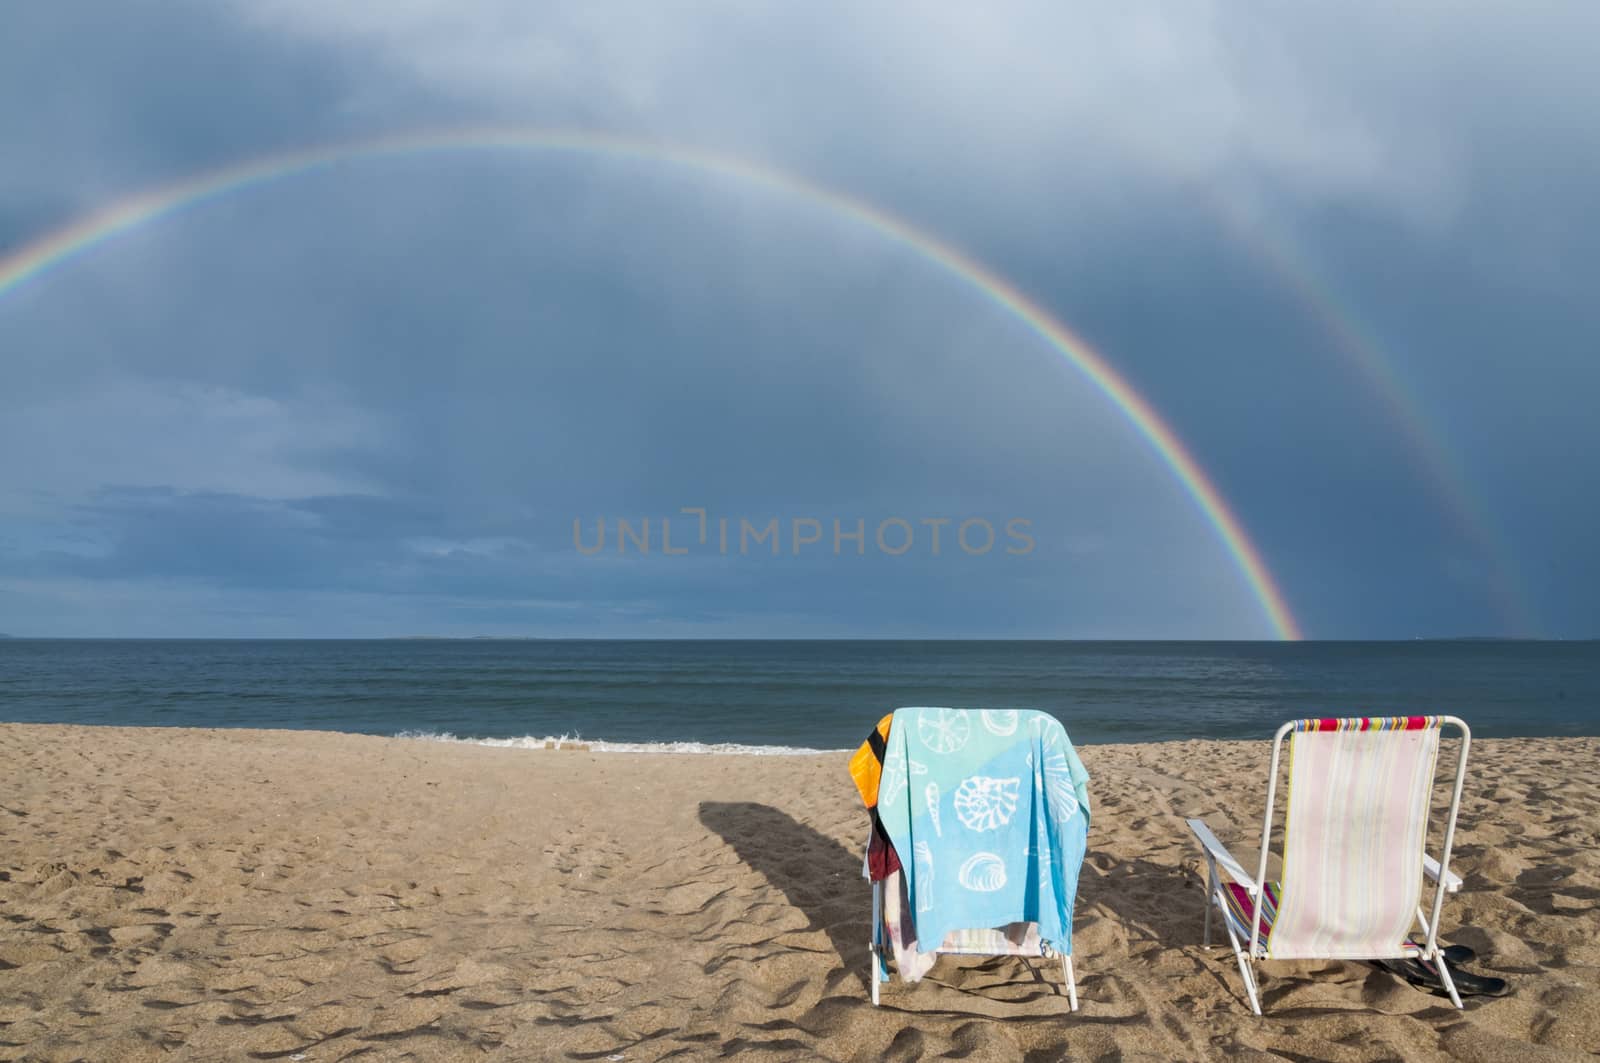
[
  {"x1": 697, "y1": 801, "x2": 868, "y2": 991},
  {"x1": 698, "y1": 801, "x2": 1105, "y2": 1003}
]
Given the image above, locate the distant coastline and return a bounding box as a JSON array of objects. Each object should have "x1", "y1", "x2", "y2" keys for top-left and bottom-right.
[
  {"x1": 394, "y1": 635, "x2": 553, "y2": 641},
  {"x1": 1, "y1": 634, "x2": 1591, "y2": 642}
]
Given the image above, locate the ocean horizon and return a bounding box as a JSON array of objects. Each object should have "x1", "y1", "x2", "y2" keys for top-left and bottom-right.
[{"x1": 2, "y1": 637, "x2": 1595, "y2": 752}]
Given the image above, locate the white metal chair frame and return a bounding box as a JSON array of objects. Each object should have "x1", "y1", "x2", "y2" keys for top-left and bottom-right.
[
  {"x1": 867, "y1": 874, "x2": 1078, "y2": 1010},
  {"x1": 1187, "y1": 716, "x2": 1471, "y2": 1014}
]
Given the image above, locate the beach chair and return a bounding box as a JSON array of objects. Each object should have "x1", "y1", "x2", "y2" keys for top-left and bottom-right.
[
  {"x1": 1186, "y1": 715, "x2": 1470, "y2": 1014},
  {"x1": 854, "y1": 707, "x2": 1090, "y2": 1010},
  {"x1": 867, "y1": 857, "x2": 1080, "y2": 1010}
]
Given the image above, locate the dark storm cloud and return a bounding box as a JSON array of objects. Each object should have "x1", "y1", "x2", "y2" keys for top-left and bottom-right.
[{"x1": 1, "y1": 1, "x2": 1595, "y2": 636}]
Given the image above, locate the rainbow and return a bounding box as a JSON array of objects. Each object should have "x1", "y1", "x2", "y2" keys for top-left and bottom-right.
[
  {"x1": 1212, "y1": 197, "x2": 1537, "y2": 636},
  {"x1": 0, "y1": 127, "x2": 1303, "y2": 639}
]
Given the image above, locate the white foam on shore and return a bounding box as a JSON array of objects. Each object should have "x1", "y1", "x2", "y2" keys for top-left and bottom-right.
[{"x1": 395, "y1": 729, "x2": 846, "y2": 756}]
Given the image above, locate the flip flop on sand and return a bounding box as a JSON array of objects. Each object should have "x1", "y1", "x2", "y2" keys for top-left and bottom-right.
[{"x1": 1374, "y1": 955, "x2": 1510, "y2": 999}]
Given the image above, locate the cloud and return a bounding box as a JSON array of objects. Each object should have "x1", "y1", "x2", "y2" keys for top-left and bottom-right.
[
  {"x1": 1, "y1": 481, "x2": 1262, "y2": 637},
  {"x1": 0, "y1": 377, "x2": 388, "y2": 508},
  {"x1": 229, "y1": 2, "x2": 1565, "y2": 217},
  {"x1": 2, "y1": 1, "x2": 1596, "y2": 636}
]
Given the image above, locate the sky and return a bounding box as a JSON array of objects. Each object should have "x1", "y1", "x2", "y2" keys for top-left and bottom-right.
[{"x1": 1, "y1": 1, "x2": 1597, "y2": 639}]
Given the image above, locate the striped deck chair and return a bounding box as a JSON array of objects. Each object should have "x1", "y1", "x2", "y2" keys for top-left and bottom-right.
[{"x1": 1186, "y1": 715, "x2": 1471, "y2": 1014}]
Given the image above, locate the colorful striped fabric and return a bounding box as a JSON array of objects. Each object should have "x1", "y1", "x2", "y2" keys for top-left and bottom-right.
[
  {"x1": 1223, "y1": 882, "x2": 1281, "y2": 956},
  {"x1": 1268, "y1": 717, "x2": 1443, "y2": 959},
  {"x1": 1292, "y1": 716, "x2": 1441, "y2": 733}
]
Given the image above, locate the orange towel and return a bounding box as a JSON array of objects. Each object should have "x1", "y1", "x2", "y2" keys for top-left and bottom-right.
[
  {"x1": 850, "y1": 713, "x2": 894, "y2": 808},
  {"x1": 851, "y1": 713, "x2": 900, "y2": 881}
]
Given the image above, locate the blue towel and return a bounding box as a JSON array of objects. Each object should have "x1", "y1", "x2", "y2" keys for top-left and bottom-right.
[{"x1": 874, "y1": 707, "x2": 1090, "y2": 954}]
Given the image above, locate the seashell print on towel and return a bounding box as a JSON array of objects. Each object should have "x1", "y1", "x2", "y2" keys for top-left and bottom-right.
[
  {"x1": 917, "y1": 708, "x2": 971, "y2": 754},
  {"x1": 877, "y1": 749, "x2": 906, "y2": 807},
  {"x1": 1040, "y1": 752, "x2": 1080, "y2": 820},
  {"x1": 958, "y1": 851, "x2": 1008, "y2": 892},
  {"x1": 981, "y1": 709, "x2": 1019, "y2": 736},
  {"x1": 953, "y1": 776, "x2": 1021, "y2": 832}
]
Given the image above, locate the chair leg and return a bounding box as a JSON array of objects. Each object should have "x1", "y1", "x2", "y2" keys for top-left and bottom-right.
[
  {"x1": 1216, "y1": 887, "x2": 1262, "y2": 1015},
  {"x1": 1235, "y1": 952, "x2": 1262, "y2": 1016},
  {"x1": 870, "y1": 880, "x2": 883, "y2": 1006},
  {"x1": 1414, "y1": 905, "x2": 1435, "y2": 943},
  {"x1": 1202, "y1": 860, "x2": 1216, "y2": 949},
  {"x1": 1431, "y1": 947, "x2": 1464, "y2": 1010},
  {"x1": 1062, "y1": 954, "x2": 1078, "y2": 1012},
  {"x1": 868, "y1": 932, "x2": 881, "y2": 1008},
  {"x1": 1416, "y1": 906, "x2": 1464, "y2": 1009}
]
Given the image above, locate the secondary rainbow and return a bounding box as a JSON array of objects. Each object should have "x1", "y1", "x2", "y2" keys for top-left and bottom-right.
[
  {"x1": 1212, "y1": 196, "x2": 1537, "y2": 636},
  {"x1": 0, "y1": 127, "x2": 1304, "y2": 639}
]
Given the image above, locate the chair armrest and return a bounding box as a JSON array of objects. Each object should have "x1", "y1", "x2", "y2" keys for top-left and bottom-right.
[
  {"x1": 1186, "y1": 818, "x2": 1258, "y2": 892},
  {"x1": 1423, "y1": 854, "x2": 1463, "y2": 893}
]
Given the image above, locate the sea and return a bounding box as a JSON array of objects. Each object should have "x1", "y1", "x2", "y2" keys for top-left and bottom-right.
[{"x1": 0, "y1": 639, "x2": 1595, "y2": 753}]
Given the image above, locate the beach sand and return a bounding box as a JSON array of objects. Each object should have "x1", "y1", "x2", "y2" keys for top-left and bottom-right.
[{"x1": 1, "y1": 725, "x2": 1596, "y2": 1061}]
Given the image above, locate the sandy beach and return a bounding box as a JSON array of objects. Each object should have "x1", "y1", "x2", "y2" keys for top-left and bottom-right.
[{"x1": 1, "y1": 725, "x2": 1596, "y2": 1061}]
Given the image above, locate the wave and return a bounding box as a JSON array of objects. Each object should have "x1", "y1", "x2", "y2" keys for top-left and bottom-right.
[{"x1": 394, "y1": 729, "x2": 846, "y2": 756}]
